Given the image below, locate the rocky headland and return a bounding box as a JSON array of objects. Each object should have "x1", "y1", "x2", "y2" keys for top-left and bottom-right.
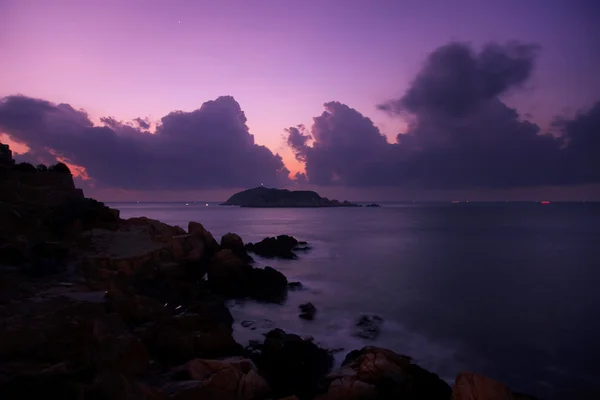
[{"x1": 0, "y1": 143, "x2": 538, "y2": 399}]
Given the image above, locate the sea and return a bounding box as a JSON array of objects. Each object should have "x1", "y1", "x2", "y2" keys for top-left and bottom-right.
[{"x1": 108, "y1": 201, "x2": 600, "y2": 399}]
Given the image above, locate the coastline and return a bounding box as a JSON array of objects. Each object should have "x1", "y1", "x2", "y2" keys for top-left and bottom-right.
[{"x1": 0, "y1": 156, "x2": 539, "y2": 399}]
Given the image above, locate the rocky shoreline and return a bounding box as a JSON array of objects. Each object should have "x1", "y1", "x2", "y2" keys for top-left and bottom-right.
[{"x1": 0, "y1": 146, "x2": 538, "y2": 399}]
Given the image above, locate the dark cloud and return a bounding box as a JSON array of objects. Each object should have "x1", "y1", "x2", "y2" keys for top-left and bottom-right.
[
  {"x1": 287, "y1": 41, "x2": 600, "y2": 189},
  {"x1": 133, "y1": 117, "x2": 151, "y2": 130},
  {"x1": 0, "y1": 95, "x2": 290, "y2": 190}
]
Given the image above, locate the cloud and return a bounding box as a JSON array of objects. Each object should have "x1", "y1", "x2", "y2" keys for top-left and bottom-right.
[
  {"x1": 0, "y1": 95, "x2": 290, "y2": 190},
  {"x1": 133, "y1": 117, "x2": 150, "y2": 130},
  {"x1": 286, "y1": 41, "x2": 600, "y2": 189}
]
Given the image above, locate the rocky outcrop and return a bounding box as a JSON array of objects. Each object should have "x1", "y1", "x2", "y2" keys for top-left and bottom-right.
[
  {"x1": 221, "y1": 187, "x2": 360, "y2": 208},
  {"x1": 245, "y1": 235, "x2": 310, "y2": 259},
  {"x1": 316, "y1": 346, "x2": 451, "y2": 400},
  {"x1": 250, "y1": 329, "x2": 333, "y2": 398},
  {"x1": 207, "y1": 249, "x2": 288, "y2": 303},
  {"x1": 451, "y1": 373, "x2": 539, "y2": 400},
  {"x1": 164, "y1": 358, "x2": 270, "y2": 400},
  {"x1": 221, "y1": 232, "x2": 253, "y2": 262}
]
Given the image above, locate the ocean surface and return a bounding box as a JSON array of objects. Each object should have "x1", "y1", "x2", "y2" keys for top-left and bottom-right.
[{"x1": 108, "y1": 201, "x2": 600, "y2": 399}]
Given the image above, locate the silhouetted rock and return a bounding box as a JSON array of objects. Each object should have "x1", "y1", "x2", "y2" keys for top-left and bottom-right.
[
  {"x1": 251, "y1": 328, "x2": 333, "y2": 398},
  {"x1": 222, "y1": 187, "x2": 359, "y2": 207},
  {"x1": 207, "y1": 250, "x2": 288, "y2": 303},
  {"x1": 221, "y1": 232, "x2": 253, "y2": 262},
  {"x1": 299, "y1": 302, "x2": 317, "y2": 320},
  {"x1": 451, "y1": 372, "x2": 539, "y2": 400},
  {"x1": 317, "y1": 346, "x2": 451, "y2": 400},
  {"x1": 288, "y1": 282, "x2": 304, "y2": 291},
  {"x1": 245, "y1": 235, "x2": 308, "y2": 259},
  {"x1": 353, "y1": 314, "x2": 383, "y2": 340}
]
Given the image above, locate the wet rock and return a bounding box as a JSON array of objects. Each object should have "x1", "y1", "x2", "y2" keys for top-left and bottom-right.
[
  {"x1": 299, "y1": 302, "x2": 317, "y2": 320},
  {"x1": 240, "y1": 319, "x2": 274, "y2": 330},
  {"x1": 317, "y1": 346, "x2": 451, "y2": 400},
  {"x1": 164, "y1": 357, "x2": 270, "y2": 400},
  {"x1": 251, "y1": 328, "x2": 333, "y2": 398},
  {"x1": 221, "y1": 233, "x2": 253, "y2": 263},
  {"x1": 287, "y1": 282, "x2": 304, "y2": 291},
  {"x1": 353, "y1": 314, "x2": 383, "y2": 340},
  {"x1": 245, "y1": 235, "x2": 307, "y2": 259}
]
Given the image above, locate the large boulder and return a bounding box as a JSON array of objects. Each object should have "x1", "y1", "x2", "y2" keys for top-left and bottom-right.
[
  {"x1": 207, "y1": 249, "x2": 253, "y2": 297},
  {"x1": 451, "y1": 373, "x2": 538, "y2": 400},
  {"x1": 188, "y1": 221, "x2": 220, "y2": 255},
  {"x1": 245, "y1": 235, "x2": 306, "y2": 259},
  {"x1": 353, "y1": 315, "x2": 383, "y2": 340},
  {"x1": 221, "y1": 233, "x2": 253, "y2": 262},
  {"x1": 251, "y1": 328, "x2": 333, "y2": 398},
  {"x1": 164, "y1": 357, "x2": 270, "y2": 400},
  {"x1": 316, "y1": 346, "x2": 451, "y2": 400},
  {"x1": 208, "y1": 250, "x2": 288, "y2": 303}
]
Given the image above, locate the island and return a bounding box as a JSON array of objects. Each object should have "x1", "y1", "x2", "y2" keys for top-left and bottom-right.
[{"x1": 221, "y1": 186, "x2": 360, "y2": 207}]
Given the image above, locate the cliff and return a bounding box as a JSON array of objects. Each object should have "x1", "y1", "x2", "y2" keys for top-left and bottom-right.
[{"x1": 221, "y1": 186, "x2": 359, "y2": 207}]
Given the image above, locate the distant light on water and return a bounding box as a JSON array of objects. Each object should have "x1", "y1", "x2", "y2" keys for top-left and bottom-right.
[
  {"x1": 205, "y1": 203, "x2": 208, "y2": 206},
  {"x1": 185, "y1": 203, "x2": 189, "y2": 206}
]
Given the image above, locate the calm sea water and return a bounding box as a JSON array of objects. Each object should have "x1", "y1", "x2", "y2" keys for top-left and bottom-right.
[{"x1": 109, "y1": 201, "x2": 600, "y2": 399}]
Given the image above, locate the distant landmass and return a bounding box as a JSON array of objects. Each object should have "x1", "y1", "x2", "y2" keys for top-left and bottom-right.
[{"x1": 221, "y1": 187, "x2": 364, "y2": 208}]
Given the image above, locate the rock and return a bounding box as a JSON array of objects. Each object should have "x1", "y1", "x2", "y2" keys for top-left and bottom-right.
[
  {"x1": 249, "y1": 266, "x2": 288, "y2": 303},
  {"x1": 317, "y1": 346, "x2": 451, "y2": 400},
  {"x1": 208, "y1": 250, "x2": 288, "y2": 303},
  {"x1": 353, "y1": 315, "x2": 383, "y2": 340},
  {"x1": 365, "y1": 203, "x2": 381, "y2": 207},
  {"x1": 240, "y1": 319, "x2": 274, "y2": 330},
  {"x1": 105, "y1": 289, "x2": 169, "y2": 324},
  {"x1": 92, "y1": 334, "x2": 150, "y2": 376},
  {"x1": 91, "y1": 372, "x2": 168, "y2": 400},
  {"x1": 287, "y1": 282, "x2": 304, "y2": 291},
  {"x1": 221, "y1": 233, "x2": 253, "y2": 262},
  {"x1": 0, "y1": 243, "x2": 28, "y2": 266},
  {"x1": 207, "y1": 249, "x2": 253, "y2": 297},
  {"x1": 245, "y1": 235, "x2": 305, "y2": 259},
  {"x1": 451, "y1": 372, "x2": 534, "y2": 400},
  {"x1": 188, "y1": 221, "x2": 220, "y2": 254},
  {"x1": 127, "y1": 217, "x2": 186, "y2": 237},
  {"x1": 299, "y1": 302, "x2": 316, "y2": 320},
  {"x1": 164, "y1": 357, "x2": 270, "y2": 400},
  {"x1": 252, "y1": 328, "x2": 333, "y2": 398}
]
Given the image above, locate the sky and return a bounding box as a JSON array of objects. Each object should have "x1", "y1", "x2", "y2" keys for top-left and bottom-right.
[{"x1": 0, "y1": 0, "x2": 599, "y2": 201}]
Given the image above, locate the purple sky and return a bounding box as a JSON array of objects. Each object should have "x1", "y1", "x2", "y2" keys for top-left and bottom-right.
[{"x1": 1, "y1": 0, "x2": 599, "y2": 201}]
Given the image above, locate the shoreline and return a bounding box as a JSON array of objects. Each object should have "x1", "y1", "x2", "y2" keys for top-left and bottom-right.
[{"x1": 0, "y1": 154, "x2": 540, "y2": 399}]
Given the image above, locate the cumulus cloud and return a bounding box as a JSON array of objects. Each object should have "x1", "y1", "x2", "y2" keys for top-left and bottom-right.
[
  {"x1": 133, "y1": 117, "x2": 150, "y2": 130},
  {"x1": 0, "y1": 95, "x2": 290, "y2": 190},
  {"x1": 287, "y1": 41, "x2": 600, "y2": 189}
]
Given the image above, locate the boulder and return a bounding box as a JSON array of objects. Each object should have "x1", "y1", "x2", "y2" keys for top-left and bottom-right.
[
  {"x1": 207, "y1": 249, "x2": 253, "y2": 297},
  {"x1": 299, "y1": 302, "x2": 317, "y2": 320},
  {"x1": 353, "y1": 315, "x2": 383, "y2": 340},
  {"x1": 105, "y1": 289, "x2": 169, "y2": 324},
  {"x1": 451, "y1": 372, "x2": 537, "y2": 400},
  {"x1": 188, "y1": 221, "x2": 220, "y2": 254},
  {"x1": 126, "y1": 217, "x2": 186, "y2": 237},
  {"x1": 90, "y1": 373, "x2": 168, "y2": 400},
  {"x1": 245, "y1": 235, "x2": 305, "y2": 259},
  {"x1": 316, "y1": 346, "x2": 451, "y2": 400},
  {"x1": 164, "y1": 357, "x2": 270, "y2": 400},
  {"x1": 249, "y1": 266, "x2": 288, "y2": 303},
  {"x1": 208, "y1": 250, "x2": 288, "y2": 302},
  {"x1": 221, "y1": 233, "x2": 253, "y2": 262},
  {"x1": 251, "y1": 328, "x2": 333, "y2": 398}
]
